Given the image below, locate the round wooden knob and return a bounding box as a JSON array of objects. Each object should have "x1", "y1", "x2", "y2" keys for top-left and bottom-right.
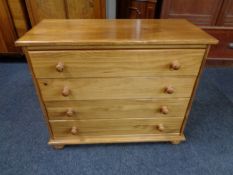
[
  {"x1": 62, "y1": 86, "x2": 70, "y2": 96},
  {"x1": 164, "y1": 86, "x2": 175, "y2": 94},
  {"x1": 170, "y1": 60, "x2": 181, "y2": 70},
  {"x1": 66, "y1": 108, "x2": 74, "y2": 117},
  {"x1": 160, "y1": 106, "x2": 169, "y2": 114},
  {"x1": 71, "y1": 126, "x2": 78, "y2": 135},
  {"x1": 56, "y1": 62, "x2": 64, "y2": 72},
  {"x1": 157, "y1": 124, "x2": 165, "y2": 132}
]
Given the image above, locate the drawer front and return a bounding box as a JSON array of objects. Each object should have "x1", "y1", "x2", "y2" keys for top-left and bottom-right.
[
  {"x1": 50, "y1": 117, "x2": 183, "y2": 138},
  {"x1": 204, "y1": 29, "x2": 233, "y2": 59},
  {"x1": 29, "y1": 49, "x2": 205, "y2": 78},
  {"x1": 46, "y1": 98, "x2": 189, "y2": 120},
  {"x1": 38, "y1": 77, "x2": 196, "y2": 101}
]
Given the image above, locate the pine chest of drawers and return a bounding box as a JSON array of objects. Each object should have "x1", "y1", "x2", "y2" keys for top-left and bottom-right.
[{"x1": 16, "y1": 19, "x2": 217, "y2": 149}]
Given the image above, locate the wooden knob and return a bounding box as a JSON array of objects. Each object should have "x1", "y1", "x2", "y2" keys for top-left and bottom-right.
[
  {"x1": 157, "y1": 124, "x2": 165, "y2": 132},
  {"x1": 170, "y1": 60, "x2": 181, "y2": 70},
  {"x1": 229, "y1": 42, "x2": 233, "y2": 49},
  {"x1": 164, "y1": 86, "x2": 175, "y2": 94},
  {"x1": 56, "y1": 62, "x2": 64, "y2": 72},
  {"x1": 62, "y1": 86, "x2": 70, "y2": 96},
  {"x1": 66, "y1": 108, "x2": 74, "y2": 117},
  {"x1": 71, "y1": 126, "x2": 78, "y2": 135},
  {"x1": 160, "y1": 106, "x2": 169, "y2": 114}
]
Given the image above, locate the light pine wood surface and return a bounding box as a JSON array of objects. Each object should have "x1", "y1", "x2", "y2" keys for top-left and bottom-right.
[
  {"x1": 45, "y1": 98, "x2": 190, "y2": 120},
  {"x1": 26, "y1": 44, "x2": 207, "y2": 50},
  {"x1": 29, "y1": 49, "x2": 205, "y2": 78},
  {"x1": 15, "y1": 19, "x2": 218, "y2": 47},
  {"x1": 49, "y1": 117, "x2": 183, "y2": 138},
  {"x1": 38, "y1": 77, "x2": 196, "y2": 101},
  {"x1": 49, "y1": 134, "x2": 186, "y2": 146}
]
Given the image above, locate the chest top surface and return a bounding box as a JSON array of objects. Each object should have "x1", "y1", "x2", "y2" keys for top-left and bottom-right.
[{"x1": 16, "y1": 19, "x2": 218, "y2": 47}]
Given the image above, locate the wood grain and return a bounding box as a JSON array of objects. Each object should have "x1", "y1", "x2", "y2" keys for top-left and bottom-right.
[
  {"x1": 7, "y1": 0, "x2": 30, "y2": 37},
  {"x1": 38, "y1": 77, "x2": 196, "y2": 101},
  {"x1": 160, "y1": 0, "x2": 223, "y2": 26},
  {"x1": 0, "y1": 0, "x2": 19, "y2": 53},
  {"x1": 50, "y1": 117, "x2": 183, "y2": 138},
  {"x1": 180, "y1": 46, "x2": 210, "y2": 133},
  {"x1": 0, "y1": 30, "x2": 8, "y2": 52},
  {"x1": 66, "y1": 0, "x2": 106, "y2": 19},
  {"x1": 15, "y1": 19, "x2": 218, "y2": 47},
  {"x1": 26, "y1": 44, "x2": 207, "y2": 50},
  {"x1": 29, "y1": 49, "x2": 205, "y2": 78},
  {"x1": 23, "y1": 48, "x2": 54, "y2": 138},
  {"x1": 15, "y1": 19, "x2": 218, "y2": 146},
  {"x1": 25, "y1": 0, "x2": 67, "y2": 25},
  {"x1": 25, "y1": 0, "x2": 106, "y2": 26},
  {"x1": 49, "y1": 134, "x2": 185, "y2": 145},
  {"x1": 45, "y1": 98, "x2": 190, "y2": 120},
  {"x1": 216, "y1": 0, "x2": 233, "y2": 26}
]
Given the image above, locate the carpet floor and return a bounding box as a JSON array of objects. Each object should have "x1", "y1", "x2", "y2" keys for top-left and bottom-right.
[{"x1": 0, "y1": 63, "x2": 232, "y2": 175}]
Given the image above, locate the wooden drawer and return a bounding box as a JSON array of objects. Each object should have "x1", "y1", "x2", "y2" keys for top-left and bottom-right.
[
  {"x1": 204, "y1": 28, "x2": 233, "y2": 59},
  {"x1": 45, "y1": 98, "x2": 189, "y2": 120},
  {"x1": 50, "y1": 117, "x2": 183, "y2": 138},
  {"x1": 38, "y1": 77, "x2": 196, "y2": 101},
  {"x1": 29, "y1": 49, "x2": 205, "y2": 78}
]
